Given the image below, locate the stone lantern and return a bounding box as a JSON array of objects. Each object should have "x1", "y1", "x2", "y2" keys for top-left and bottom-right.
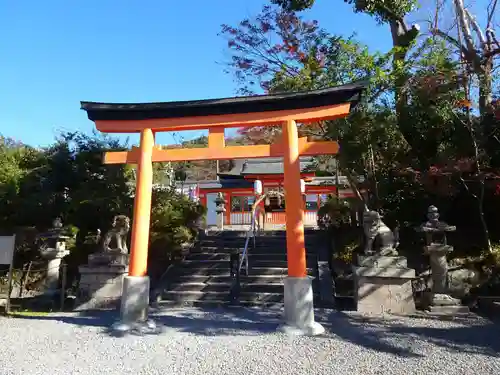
[
  {"x1": 214, "y1": 193, "x2": 226, "y2": 230},
  {"x1": 415, "y1": 206, "x2": 469, "y2": 314},
  {"x1": 38, "y1": 218, "x2": 70, "y2": 295}
]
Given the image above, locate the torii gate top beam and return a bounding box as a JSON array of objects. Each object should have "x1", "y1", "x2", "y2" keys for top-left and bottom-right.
[{"x1": 80, "y1": 81, "x2": 367, "y2": 133}]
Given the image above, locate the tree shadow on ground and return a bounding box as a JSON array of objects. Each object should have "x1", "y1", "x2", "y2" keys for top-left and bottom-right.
[
  {"x1": 320, "y1": 311, "x2": 500, "y2": 358},
  {"x1": 11, "y1": 307, "x2": 500, "y2": 358}
]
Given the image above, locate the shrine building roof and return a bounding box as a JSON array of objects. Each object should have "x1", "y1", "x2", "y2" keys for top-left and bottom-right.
[{"x1": 220, "y1": 157, "x2": 316, "y2": 177}]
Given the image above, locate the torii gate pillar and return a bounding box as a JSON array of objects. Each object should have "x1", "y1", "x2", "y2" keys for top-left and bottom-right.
[
  {"x1": 120, "y1": 128, "x2": 154, "y2": 324},
  {"x1": 280, "y1": 119, "x2": 324, "y2": 335}
]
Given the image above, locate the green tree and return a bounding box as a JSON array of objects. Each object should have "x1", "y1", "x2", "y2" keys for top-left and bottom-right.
[
  {"x1": 220, "y1": 3, "x2": 500, "y2": 252},
  {"x1": 0, "y1": 130, "x2": 207, "y2": 292}
]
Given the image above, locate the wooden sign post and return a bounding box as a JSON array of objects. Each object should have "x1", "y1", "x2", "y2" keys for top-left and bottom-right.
[{"x1": 0, "y1": 235, "x2": 16, "y2": 314}]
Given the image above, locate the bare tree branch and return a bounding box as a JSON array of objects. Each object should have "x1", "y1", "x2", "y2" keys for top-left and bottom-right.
[
  {"x1": 487, "y1": 0, "x2": 498, "y2": 29},
  {"x1": 465, "y1": 9, "x2": 487, "y2": 49},
  {"x1": 484, "y1": 47, "x2": 500, "y2": 59},
  {"x1": 432, "y1": 28, "x2": 473, "y2": 62},
  {"x1": 453, "y1": 0, "x2": 477, "y2": 54}
]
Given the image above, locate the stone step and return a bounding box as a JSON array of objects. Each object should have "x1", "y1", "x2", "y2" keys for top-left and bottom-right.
[
  {"x1": 161, "y1": 291, "x2": 228, "y2": 303},
  {"x1": 160, "y1": 291, "x2": 321, "y2": 306},
  {"x1": 249, "y1": 260, "x2": 317, "y2": 268},
  {"x1": 161, "y1": 291, "x2": 285, "y2": 303},
  {"x1": 170, "y1": 266, "x2": 315, "y2": 277},
  {"x1": 197, "y1": 244, "x2": 288, "y2": 252},
  {"x1": 181, "y1": 259, "x2": 317, "y2": 270},
  {"x1": 200, "y1": 237, "x2": 287, "y2": 243},
  {"x1": 186, "y1": 253, "x2": 236, "y2": 261},
  {"x1": 247, "y1": 267, "x2": 316, "y2": 276},
  {"x1": 170, "y1": 267, "x2": 231, "y2": 277},
  {"x1": 186, "y1": 253, "x2": 317, "y2": 262},
  {"x1": 201, "y1": 231, "x2": 320, "y2": 239},
  {"x1": 171, "y1": 275, "x2": 286, "y2": 284},
  {"x1": 155, "y1": 299, "x2": 284, "y2": 309},
  {"x1": 200, "y1": 237, "x2": 317, "y2": 244},
  {"x1": 193, "y1": 245, "x2": 318, "y2": 255},
  {"x1": 249, "y1": 253, "x2": 317, "y2": 261},
  {"x1": 192, "y1": 246, "x2": 245, "y2": 254},
  {"x1": 166, "y1": 282, "x2": 286, "y2": 294},
  {"x1": 197, "y1": 241, "x2": 318, "y2": 249},
  {"x1": 203, "y1": 233, "x2": 286, "y2": 239},
  {"x1": 179, "y1": 260, "x2": 317, "y2": 270},
  {"x1": 178, "y1": 260, "x2": 229, "y2": 268},
  {"x1": 164, "y1": 278, "x2": 319, "y2": 293},
  {"x1": 195, "y1": 245, "x2": 286, "y2": 253}
]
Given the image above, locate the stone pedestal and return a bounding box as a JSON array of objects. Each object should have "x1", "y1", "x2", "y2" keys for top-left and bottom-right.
[
  {"x1": 76, "y1": 253, "x2": 129, "y2": 310},
  {"x1": 353, "y1": 255, "x2": 416, "y2": 314}
]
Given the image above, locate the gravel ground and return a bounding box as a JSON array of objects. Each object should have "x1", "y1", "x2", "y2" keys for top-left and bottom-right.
[{"x1": 0, "y1": 307, "x2": 499, "y2": 375}]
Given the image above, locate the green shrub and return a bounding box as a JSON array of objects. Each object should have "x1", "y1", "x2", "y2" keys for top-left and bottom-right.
[
  {"x1": 317, "y1": 198, "x2": 352, "y2": 230},
  {"x1": 147, "y1": 187, "x2": 205, "y2": 283}
]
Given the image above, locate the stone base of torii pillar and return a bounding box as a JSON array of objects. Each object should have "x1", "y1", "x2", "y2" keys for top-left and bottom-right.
[{"x1": 278, "y1": 276, "x2": 325, "y2": 335}]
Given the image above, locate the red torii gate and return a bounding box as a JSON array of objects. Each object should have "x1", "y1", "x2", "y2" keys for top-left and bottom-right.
[{"x1": 81, "y1": 81, "x2": 366, "y2": 335}]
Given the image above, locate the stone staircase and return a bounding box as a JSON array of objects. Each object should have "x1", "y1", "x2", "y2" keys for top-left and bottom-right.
[{"x1": 156, "y1": 230, "x2": 322, "y2": 307}]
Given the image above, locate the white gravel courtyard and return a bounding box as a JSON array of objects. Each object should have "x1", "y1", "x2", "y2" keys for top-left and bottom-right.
[{"x1": 0, "y1": 307, "x2": 498, "y2": 375}]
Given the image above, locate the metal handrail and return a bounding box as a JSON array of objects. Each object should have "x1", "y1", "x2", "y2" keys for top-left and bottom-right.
[
  {"x1": 238, "y1": 190, "x2": 285, "y2": 275},
  {"x1": 239, "y1": 207, "x2": 259, "y2": 275}
]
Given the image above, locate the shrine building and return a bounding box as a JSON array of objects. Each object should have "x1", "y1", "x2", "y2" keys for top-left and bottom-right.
[{"x1": 177, "y1": 157, "x2": 363, "y2": 229}]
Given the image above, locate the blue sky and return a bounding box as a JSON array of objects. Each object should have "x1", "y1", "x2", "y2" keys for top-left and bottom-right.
[{"x1": 0, "y1": 0, "x2": 397, "y2": 147}]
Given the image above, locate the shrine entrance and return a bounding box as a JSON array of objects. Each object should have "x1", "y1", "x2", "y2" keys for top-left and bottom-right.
[{"x1": 81, "y1": 81, "x2": 367, "y2": 334}]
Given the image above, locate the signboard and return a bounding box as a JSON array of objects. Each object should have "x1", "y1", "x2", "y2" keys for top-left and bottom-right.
[
  {"x1": 0, "y1": 235, "x2": 15, "y2": 265},
  {"x1": 0, "y1": 235, "x2": 16, "y2": 313}
]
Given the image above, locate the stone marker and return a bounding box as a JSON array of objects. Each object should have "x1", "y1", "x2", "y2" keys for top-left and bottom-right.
[
  {"x1": 353, "y1": 210, "x2": 416, "y2": 314},
  {"x1": 415, "y1": 205, "x2": 469, "y2": 314}
]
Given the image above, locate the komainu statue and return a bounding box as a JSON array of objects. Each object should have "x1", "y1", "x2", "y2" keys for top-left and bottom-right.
[
  {"x1": 362, "y1": 210, "x2": 399, "y2": 256},
  {"x1": 101, "y1": 215, "x2": 130, "y2": 254}
]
